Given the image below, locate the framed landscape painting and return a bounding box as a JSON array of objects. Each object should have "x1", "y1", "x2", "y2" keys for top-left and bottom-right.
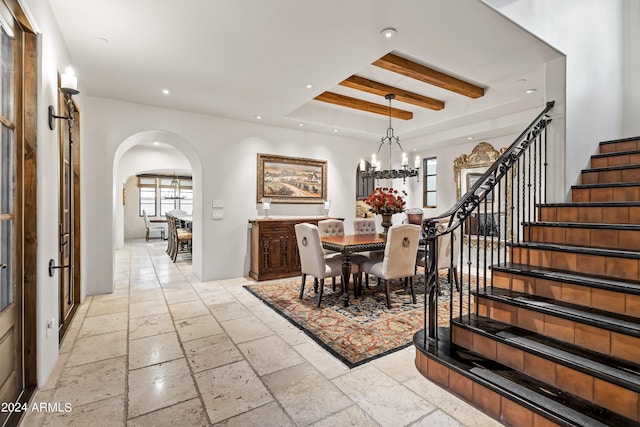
[{"x1": 257, "y1": 153, "x2": 327, "y2": 204}]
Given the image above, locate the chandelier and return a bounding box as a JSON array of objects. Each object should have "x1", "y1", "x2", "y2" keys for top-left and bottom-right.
[
  {"x1": 360, "y1": 94, "x2": 420, "y2": 183},
  {"x1": 163, "y1": 172, "x2": 185, "y2": 200}
]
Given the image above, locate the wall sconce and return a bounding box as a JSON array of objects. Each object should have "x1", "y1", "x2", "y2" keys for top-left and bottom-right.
[
  {"x1": 49, "y1": 67, "x2": 79, "y2": 130},
  {"x1": 262, "y1": 198, "x2": 271, "y2": 218}
]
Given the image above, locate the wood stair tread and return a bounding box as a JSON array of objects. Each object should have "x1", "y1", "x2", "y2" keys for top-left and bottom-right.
[
  {"x1": 592, "y1": 148, "x2": 640, "y2": 159},
  {"x1": 540, "y1": 201, "x2": 640, "y2": 207},
  {"x1": 492, "y1": 262, "x2": 640, "y2": 295},
  {"x1": 476, "y1": 287, "x2": 640, "y2": 337},
  {"x1": 511, "y1": 241, "x2": 640, "y2": 259},
  {"x1": 414, "y1": 330, "x2": 632, "y2": 427},
  {"x1": 455, "y1": 314, "x2": 640, "y2": 391},
  {"x1": 599, "y1": 136, "x2": 640, "y2": 146},
  {"x1": 572, "y1": 181, "x2": 640, "y2": 189},
  {"x1": 583, "y1": 164, "x2": 640, "y2": 173},
  {"x1": 522, "y1": 221, "x2": 640, "y2": 231}
]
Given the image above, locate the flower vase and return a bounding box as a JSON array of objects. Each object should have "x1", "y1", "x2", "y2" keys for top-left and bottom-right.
[{"x1": 380, "y1": 213, "x2": 393, "y2": 238}]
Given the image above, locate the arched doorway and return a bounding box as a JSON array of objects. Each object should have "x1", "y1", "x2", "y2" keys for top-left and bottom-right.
[{"x1": 113, "y1": 131, "x2": 203, "y2": 279}]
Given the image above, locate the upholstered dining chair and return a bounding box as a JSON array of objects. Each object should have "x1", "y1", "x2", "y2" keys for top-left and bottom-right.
[
  {"x1": 318, "y1": 219, "x2": 344, "y2": 237},
  {"x1": 167, "y1": 214, "x2": 192, "y2": 262},
  {"x1": 353, "y1": 218, "x2": 377, "y2": 235},
  {"x1": 362, "y1": 224, "x2": 421, "y2": 308},
  {"x1": 317, "y1": 219, "x2": 345, "y2": 290},
  {"x1": 294, "y1": 223, "x2": 352, "y2": 308},
  {"x1": 143, "y1": 210, "x2": 165, "y2": 241},
  {"x1": 353, "y1": 218, "x2": 382, "y2": 287},
  {"x1": 417, "y1": 220, "x2": 461, "y2": 291}
]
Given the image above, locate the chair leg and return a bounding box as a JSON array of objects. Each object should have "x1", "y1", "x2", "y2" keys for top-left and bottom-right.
[
  {"x1": 453, "y1": 267, "x2": 460, "y2": 292},
  {"x1": 385, "y1": 280, "x2": 391, "y2": 309},
  {"x1": 409, "y1": 276, "x2": 416, "y2": 304},
  {"x1": 146, "y1": 229, "x2": 150, "y2": 241},
  {"x1": 313, "y1": 277, "x2": 319, "y2": 294},
  {"x1": 332, "y1": 277, "x2": 336, "y2": 292},
  {"x1": 299, "y1": 274, "x2": 306, "y2": 299},
  {"x1": 317, "y1": 278, "x2": 325, "y2": 308}
]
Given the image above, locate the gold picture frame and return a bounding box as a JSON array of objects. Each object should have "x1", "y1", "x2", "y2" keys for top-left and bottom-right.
[{"x1": 257, "y1": 153, "x2": 327, "y2": 204}]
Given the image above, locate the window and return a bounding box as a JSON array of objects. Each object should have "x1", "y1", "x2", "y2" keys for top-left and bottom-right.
[
  {"x1": 356, "y1": 161, "x2": 375, "y2": 199},
  {"x1": 138, "y1": 175, "x2": 192, "y2": 216},
  {"x1": 423, "y1": 157, "x2": 437, "y2": 208}
]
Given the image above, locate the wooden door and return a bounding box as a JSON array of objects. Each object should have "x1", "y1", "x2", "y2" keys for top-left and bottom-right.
[
  {"x1": 0, "y1": 13, "x2": 22, "y2": 423},
  {"x1": 58, "y1": 96, "x2": 80, "y2": 338}
]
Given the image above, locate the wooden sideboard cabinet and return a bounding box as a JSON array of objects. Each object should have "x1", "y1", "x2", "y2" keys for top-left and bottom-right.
[{"x1": 248, "y1": 217, "x2": 331, "y2": 281}]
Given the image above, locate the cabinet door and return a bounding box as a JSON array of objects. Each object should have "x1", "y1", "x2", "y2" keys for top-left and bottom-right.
[
  {"x1": 260, "y1": 229, "x2": 292, "y2": 274},
  {"x1": 290, "y1": 234, "x2": 301, "y2": 271}
]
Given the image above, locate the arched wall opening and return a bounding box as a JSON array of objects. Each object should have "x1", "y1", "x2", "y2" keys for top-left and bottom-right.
[{"x1": 112, "y1": 130, "x2": 203, "y2": 279}]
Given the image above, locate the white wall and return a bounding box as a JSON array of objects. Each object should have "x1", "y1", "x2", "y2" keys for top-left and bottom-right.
[
  {"x1": 622, "y1": 0, "x2": 640, "y2": 136},
  {"x1": 84, "y1": 97, "x2": 372, "y2": 296},
  {"x1": 484, "y1": 0, "x2": 625, "y2": 195}
]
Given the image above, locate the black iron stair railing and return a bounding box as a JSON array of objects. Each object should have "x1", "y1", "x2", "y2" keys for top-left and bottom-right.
[{"x1": 418, "y1": 101, "x2": 555, "y2": 347}]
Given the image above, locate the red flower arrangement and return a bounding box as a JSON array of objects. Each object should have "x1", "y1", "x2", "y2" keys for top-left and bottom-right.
[{"x1": 363, "y1": 187, "x2": 407, "y2": 215}]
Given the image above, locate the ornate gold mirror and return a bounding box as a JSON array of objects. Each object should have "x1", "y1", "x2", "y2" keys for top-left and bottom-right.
[{"x1": 454, "y1": 142, "x2": 512, "y2": 249}]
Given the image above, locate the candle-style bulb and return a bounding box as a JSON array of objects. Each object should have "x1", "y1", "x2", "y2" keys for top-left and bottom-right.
[{"x1": 414, "y1": 155, "x2": 420, "y2": 169}]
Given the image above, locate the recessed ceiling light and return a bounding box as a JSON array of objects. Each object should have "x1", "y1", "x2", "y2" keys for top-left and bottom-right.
[
  {"x1": 525, "y1": 89, "x2": 537, "y2": 94},
  {"x1": 254, "y1": 115, "x2": 262, "y2": 120},
  {"x1": 162, "y1": 89, "x2": 170, "y2": 95},
  {"x1": 153, "y1": 142, "x2": 160, "y2": 146},
  {"x1": 305, "y1": 83, "x2": 313, "y2": 89},
  {"x1": 467, "y1": 136, "x2": 474, "y2": 140},
  {"x1": 333, "y1": 129, "x2": 339, "y2": 133},
  {"x1": 298, "y1": 123, "x2": 304, "y2": 127},
  {"x1": 381, "y1": 27, "x2": 397, "y2": 39}
]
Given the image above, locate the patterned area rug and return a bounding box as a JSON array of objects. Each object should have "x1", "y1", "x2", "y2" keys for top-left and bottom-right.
[{"x1": 244, "y1": 275, "x2": 465, "y2": 368}]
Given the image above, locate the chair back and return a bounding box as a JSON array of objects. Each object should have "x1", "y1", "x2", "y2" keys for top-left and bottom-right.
[
  {"x1": 166, "y1": 214, "x2": 175, "y2": 235},
  {"x1": 143, "y1": 210, "x2": 151, "y2": 229},
  {"x1": 294, "y1": 223, "x2": 327, "y2": 278},
  {"x1": 381, "y1": 224, "x2": 420, "y2": 279},
  {"x1": 353, "y1": 218, "x2": 376, "y2": 235},
  {"x1": 317, "y1": 219, "x2": 344, "y2": 236},
  {"x1": 436, "y1": 220, "x2": 461, "y2": 270}
]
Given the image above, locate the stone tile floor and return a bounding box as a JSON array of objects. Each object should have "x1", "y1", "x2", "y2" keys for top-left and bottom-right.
[{"x1": 22, "y1": 239, "x2": 502, "y2": 426}]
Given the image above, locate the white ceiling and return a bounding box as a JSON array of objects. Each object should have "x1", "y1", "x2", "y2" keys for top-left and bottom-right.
[{"x1": 47, "y1": 0, "x2": 562, "y2": 151}]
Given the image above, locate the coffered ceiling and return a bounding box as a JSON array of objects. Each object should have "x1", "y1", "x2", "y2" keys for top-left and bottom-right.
[{"x1": 47, "y1": 0, "x2": 563, "y2": 150}]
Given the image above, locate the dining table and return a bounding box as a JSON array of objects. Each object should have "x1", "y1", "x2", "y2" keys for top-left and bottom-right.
[
  {"x1": 173, "y1": 214, "x2": 193, "y2": 230},
  {"x1": 320, "y1": 234, "x2": 387, "y2": 307}
]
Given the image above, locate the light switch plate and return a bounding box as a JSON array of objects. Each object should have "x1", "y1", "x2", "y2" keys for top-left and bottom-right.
[{"x1": 212, "y1": 200, "x2": 224, "y2": 208}]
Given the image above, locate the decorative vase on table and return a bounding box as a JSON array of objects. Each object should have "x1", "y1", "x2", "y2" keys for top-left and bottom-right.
[
  {"x1": 362, "y1": 187, "x2": 407, "y2": 239},
  {"x1": 380, "y1": 213, "x2": 393, "y2": 238}
]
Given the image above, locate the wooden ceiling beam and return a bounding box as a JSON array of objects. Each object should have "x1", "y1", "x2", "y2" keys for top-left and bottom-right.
[
  {"x1": 314, "y1": 91, "x2": 413, "y2": 120},
  {"x1": 339, "y1": 75, "x2": 444, "y2": 111},
  {"x1": 373, "y1": 53, "x2": 485, "y2": 99}
]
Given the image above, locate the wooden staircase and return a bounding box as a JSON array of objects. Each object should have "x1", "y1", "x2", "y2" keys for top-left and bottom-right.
[{"x1": 415, "y1": 137, "x2": 640, "y2": 426}]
